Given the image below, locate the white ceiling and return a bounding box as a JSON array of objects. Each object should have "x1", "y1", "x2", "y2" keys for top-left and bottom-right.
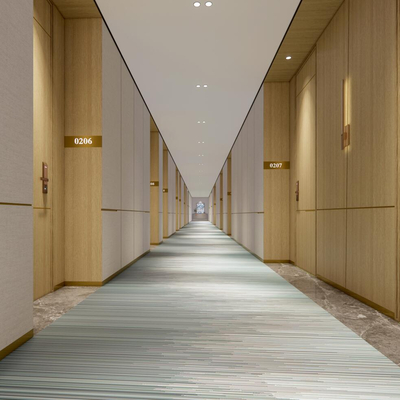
[{"x1": 96, "y1": 0, "x2": 300, "y2": 197}]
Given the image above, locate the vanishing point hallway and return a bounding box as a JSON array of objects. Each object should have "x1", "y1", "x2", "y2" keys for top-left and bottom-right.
[{"x1": 1, "y1": 221, "x2": 400, "y2": 398}]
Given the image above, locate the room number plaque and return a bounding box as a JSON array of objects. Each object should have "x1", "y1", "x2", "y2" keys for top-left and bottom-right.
[
  {"x1": 264, "y1": 161, "x2": 290, "y2": 170},
  {"x1": 64, "y1": 136, "x2": 102, "y2": 148}
]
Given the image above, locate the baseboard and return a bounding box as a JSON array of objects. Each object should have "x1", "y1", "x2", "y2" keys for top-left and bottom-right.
[
  {"x1": 65, "y1": 250, "x2": 151, "y2": 288},
  {"x1": 317, "y1": 274, "x2": 395, "y2": 320},
  {"x1": 150, "y1": 241, "x2": 163, "y2": 245},
  {"x1": 53, "y1": 282, "x2": 65, "y2": 291},
  {"x1": 0, "y1": 329, "x2": 33, "y2": 362},
  {"x1": 264, "y1": 260, "x2": 291, "y2": 264},
  {"x1": 164, "y1": 232, "x2": 176, "y2": 239}
]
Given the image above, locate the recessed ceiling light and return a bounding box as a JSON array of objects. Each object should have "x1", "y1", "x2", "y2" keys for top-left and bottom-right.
[
  {"x1": 202, "y1": 141, "x2": 205, "y2": 143},
  {"x1": 203, "y1": 84, "x2": 208, "y2": 88},
  {"x1": 205, "y1": 1, "x2": 213, "y2": 6},
  {"x1": 196, "y1": 84, "x2": 201, "y2": 88},
  {"x1": 197, "y1": 121, "x2": 201, "y2": 123},
  {"x1": 286, "y1": 56, "x2": 292, "y2": 60},
  {"x1": 203, "y1": 121, "x2": 206, "y2": 124},
  {"x1": 194, "y1": 2, "x2": 201, "y2": 7}
]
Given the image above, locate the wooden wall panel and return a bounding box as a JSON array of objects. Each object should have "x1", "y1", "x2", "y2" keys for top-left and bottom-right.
[
  {"x1": 52, "y1": 7, "x2": 65, "y2": 288},
  {"x1": 102, "y1": 24, "x2": 121, "y2": 210},
  {"x1": 33, "y1": 19, "x2": 52, "y2": 209},
  {"x1": 65, "y1": 19, "x2": 102, "y2": 138},
  {"x1": 289, "y1": 77, "x2": 297, "y2": 262},
  {"x1": 150, "y1": 131, "x2": 161, "y2": 244},
  {"x1": 34, "y1": 0, "x2": 51, "y2": 36},
  {"x1": 143, "y1": 107, "x2": 151, "y2": 214},
  {"x1": 254, "y1": 91, "x2": 264, "y2": 213},
  {"x1": 65, "y1": 18, "x2": 102, "y2": 283},
  {"x1": 121, "y1": 63, "x2": 134, "y2": 211},
  {"x1": 133, "y1": 85, "x2": 144, "y2": 211},
  {"x1": 316, "y1": 1, "x2": 348, "y2": 210},
  {"x1": 65, "y1": 149, "x2": 102, "y2": 282},
  {"x1": 296, "y1": 211, "x2": 316, "y2": 275},
  {"x1": 263, "y1": 83, "x2": 290, "y2": 262},
  {"x1": 316, "y1": 210, "x2": 346, "y2": 287},
  {"x1": 163, "y1": 147, "x2": 169, "y2": 238},
  {"x1": 296, "y1": 77, "x2": 316, "y2": 211},
  {"x1": 33, "y1": 209, "x2": 52, "y2": 299},
  {"x1": 347, "y1": 0, "x2": 397, "y2": 208},
  {"x1": 347, "y1": 208, "x2": 396, "y2": 314},
  {"x1": 227, "y1": 157, "x2": 232, "y2": 235},
  {"x1": 296, "y1": 51, "x2": 316, "y2": 97}
]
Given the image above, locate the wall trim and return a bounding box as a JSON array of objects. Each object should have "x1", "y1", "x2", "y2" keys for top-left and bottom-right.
[
  {"x1": 65, "y1": 250, "x2": 151, "y2": 287},
  {"x1": 0, "y1": 330, "x2": 33, "y2": 362},
  {"x1": 317, "y1": 275, "x2": 396, "y2": 320},
  {"x1": 264, "y1": 260, "x2": 291, "y2": 264}
]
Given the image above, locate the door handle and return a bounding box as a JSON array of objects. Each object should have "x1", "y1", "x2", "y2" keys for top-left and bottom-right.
[{"x1": 40, "y1": 162, "x2": 49, "y2": 194}]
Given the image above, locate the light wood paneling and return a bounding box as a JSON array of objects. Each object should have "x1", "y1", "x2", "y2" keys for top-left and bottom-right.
[
  {"x1": 227, "y1": 156, "x2": 232, "y2": 235},
  {"x1": 52, "y1": 0, "x2": 100, "y2": 18},
  {"x1": 134, "y1": 85, "x2": 144, "y2": 211},
  {"x1": 347, "y1": 208, "x2": 396, "y2": 313},
  {"x1": 150, "y1": 131, "x2": 161, "y2": 244},
  {"x1": 121, "y1": 63, "x2": 134, "y2": 211},
  {"x1": 296, "y1": 51, "x2": 316, "y2": 97},
  {"x1": 143, "y1": 107, "x2": 151, "y2": 214},
  {"x1": 33, "y1": 19, "x2": 52, "y2": 209},
  {"x1": 220, "y1": 173, "x2": 223, "y2": 230},
  {"x1": 296, "y1": 76, "x2": 316, "y2": 211},
  {"x1": 65, "y1": 149, "x2": 102, "y2": 282},
  {"x1": 347, "y1": 0, "x2": 397, "y2": 208},
  {"x1": 33, "y1": 209, "x2": 52, "y2": 300},
  {"x1": 317, "y1": 1, "x2": 348, "y2": 210},
  {"x1": 289, "y1": 77, "x2": 297, "y2": 262},
  {"x1": 102, "y1": 24, "x2": 121, "y2": 210},
  {"x1": 296, "y1": 211, "x2": 316, "y2": 275},
  {"x1": 317, "y1": 209, "x2": 346, "y2": 287},
  {"x1": 264, "y1": 170, "x2": 290, "y2": 261},
  {"x1": 34, "y1": 0, "x2": 51, "y2": 36},
  {"x1": 264, "y1": 83, "x2": 290, "y2": 161},
  {"x1": 266, "y1": 0, "x2": 343, "y2": 82},
  {"x1": 263, "y1": 82, "x2": 290, "y2": 262},
  {"x1": 65, "y1": 18, "x2": 102, "y2": 283},
  {"x1": 163, "y1": 148, "x2": 169, "y2": 238},
  {"x1": 65, "y1": 18, "x2": 102, "y2": 137},
  {"x1": 52, "y1": 7, "x2": 65, "y2": 288}
]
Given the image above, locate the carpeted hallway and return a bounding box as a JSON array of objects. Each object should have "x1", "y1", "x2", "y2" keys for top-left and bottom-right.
[{"x1": 1, "y1": 221, "x2": 400, "y2": 399}]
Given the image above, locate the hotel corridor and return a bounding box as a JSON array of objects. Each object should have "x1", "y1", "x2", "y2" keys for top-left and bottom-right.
[{"x1": 1, "y1": 221, "x2": 400, "y2": 399}]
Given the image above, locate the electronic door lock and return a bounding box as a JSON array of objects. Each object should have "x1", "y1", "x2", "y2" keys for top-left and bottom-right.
[{"x1": 40, "y1": 162, "x2": 49, "y2": 194}]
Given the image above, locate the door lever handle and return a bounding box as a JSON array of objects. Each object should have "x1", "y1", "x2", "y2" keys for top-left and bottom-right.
[{"x1": 41, "y1": 162, "x2": 49, "y2": 194}]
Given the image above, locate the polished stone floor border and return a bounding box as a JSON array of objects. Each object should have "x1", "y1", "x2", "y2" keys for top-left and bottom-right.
[{"x1": 1, "y1": 221, "x2": 400, "y2": 399}]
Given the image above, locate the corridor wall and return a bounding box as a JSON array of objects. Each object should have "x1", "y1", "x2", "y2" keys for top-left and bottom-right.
[
  {"x1": 216, "y1": 175, "x2": 221, "y2": 229},
  {"x1": 0, "y1": 0, "x2": 33, "y2": 358},
  {"x1": 289, "y1": 0, "x2": 398, "y2": 319},
  {"x1": 231, "y1": 90, "x2": 264, "y2": 259},
  {"x1": 65, "y1": 20, "x2": 150, "y2": 285},
  {"x1": 150, "y1": 131, "x2": 163, "y2": 245},
  {"x1": 168, "y1": 154, "x2": 177, "y2": 237}
]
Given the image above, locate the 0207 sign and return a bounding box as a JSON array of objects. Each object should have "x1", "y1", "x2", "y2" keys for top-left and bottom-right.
[{"x1": 269, "y1": 162, "x2": 283, "y2": 169}]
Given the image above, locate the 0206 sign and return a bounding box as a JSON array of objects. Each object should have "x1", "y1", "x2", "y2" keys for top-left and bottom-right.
[{"x1": 74, "y1": 137, "x2": 93, "y2": 145}]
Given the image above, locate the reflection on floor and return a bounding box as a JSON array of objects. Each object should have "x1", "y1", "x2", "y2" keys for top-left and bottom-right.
[{"x1": 2, "y1": 221, "x2": 400, "y2": 399}]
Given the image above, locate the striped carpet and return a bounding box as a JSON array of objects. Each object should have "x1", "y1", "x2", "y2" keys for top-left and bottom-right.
[{"x1": 1, "y1": 221, "x2": 400, "y2": 399}]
